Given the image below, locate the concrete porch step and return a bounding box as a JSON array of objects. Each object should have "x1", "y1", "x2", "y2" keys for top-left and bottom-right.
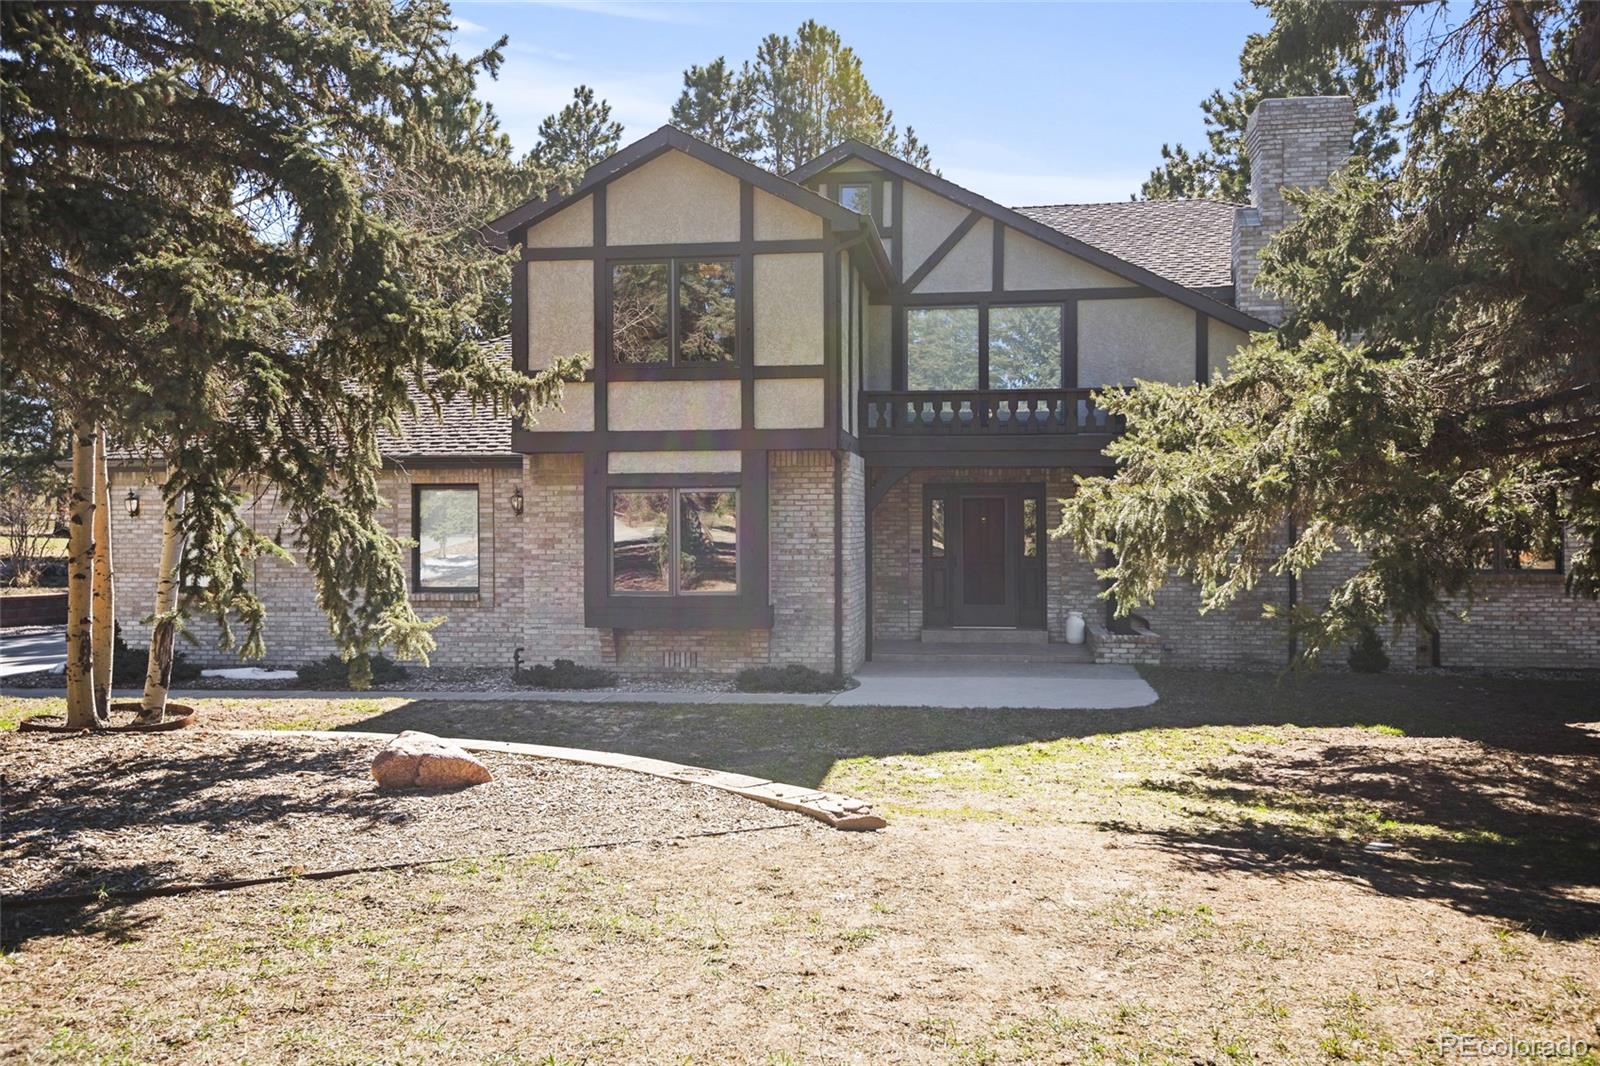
[
  {"x1": 920, "y1": 627, "x2": 1049, "y2": 645},
  {"x1": 874, "y1": 639, "x2": 1095, "y2": 665}
]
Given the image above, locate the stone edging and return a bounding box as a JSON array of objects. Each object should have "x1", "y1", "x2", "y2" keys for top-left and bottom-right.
[{"x1": 230, "y1": 728, "x2": 888, "y2": 832}]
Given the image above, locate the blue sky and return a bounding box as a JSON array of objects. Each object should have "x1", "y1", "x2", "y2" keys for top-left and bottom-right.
[{"x1": 451, "y1": 1, "x2": 1271, "y2": 205}]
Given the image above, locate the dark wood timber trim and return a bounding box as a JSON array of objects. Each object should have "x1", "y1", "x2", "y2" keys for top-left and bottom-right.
[
  {"x1": 824, "y1": 239, "x2": 840, "y2": 437},
  {"x1": 591, "y1": 185, "x2": 608, "y2": 434},
  {"x1": 899, "y1": 210, "x2": 982, "y2": 296},
  {"x1": 606, "y1": 471, "x2": 739, "y2": 488},
  {"x1": 1062, "y1": 298, "x2": 1079, "y2": 388},
  {"x1": 786, "y1": 137, "x2": 1267, "y2": 332},
  {"x1": 1194, "y1": 309, "x2": 1209, "y2": 383},
  {"x1": 740, "y1": 181, "x2": 756, "y2": 431},
  {"x1": 891, "y1": 177, "x2": 905, "y2": 281},
  {"x1": 510, "y1": 260, "x2": 528, "y2": 373},
  {"x1": 388, "y1": 455, "x2": 522, "y2": 470},
  {"x1": 527, "y1": 238, "x2": 825, "y2": 261},
  {"x1": 901, "y1": 286, "x2": 1148, "y2": 307},
  {"x1": 513, "y1": 428, "x2": 840, "y2": 453}
]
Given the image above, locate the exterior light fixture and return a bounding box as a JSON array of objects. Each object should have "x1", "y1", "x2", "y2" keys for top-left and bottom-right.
[
  {"x1": 510, "y1": 487, "x2": 524, "y2": 516},
  {"x1": 124, "y1": 488, "x2": 140, "y2": 517}
]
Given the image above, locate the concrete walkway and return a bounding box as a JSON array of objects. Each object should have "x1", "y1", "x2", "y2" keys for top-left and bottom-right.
[
  {"x1": 834, "y1": 661, "x2": 1158, "y2": 710},
  {"x1": 3, "y1": 661, "x2": 1157, "y2": 710}
]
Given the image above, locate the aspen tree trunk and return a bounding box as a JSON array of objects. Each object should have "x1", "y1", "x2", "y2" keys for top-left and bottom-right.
[
  {"x1": 140, "y1": 480, "x2": 184, "y2": 723},
  {"x1": 90, "y1": 428, "x2": 115, "y2": 717},
  {"x1": 64, "y1": 419, "x2": 100, "y2": 729}
]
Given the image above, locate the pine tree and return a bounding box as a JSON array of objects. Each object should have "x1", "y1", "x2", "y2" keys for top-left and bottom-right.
[
  {"x1": 670, "y1": 20, "x2": 934, "y2": 174},
  {"x1": 1063, "y1": 0, "x2": 1600, "y2": 660},
  {"x1": 2, "y1": 0, "x2": 580, "y2": 717},
  {"x1": 1139, "y1": 20, "x2": 1399, "y2": 201},
  {"x1": 531, "y1": 85, "x2": 623, "y2": 194}
]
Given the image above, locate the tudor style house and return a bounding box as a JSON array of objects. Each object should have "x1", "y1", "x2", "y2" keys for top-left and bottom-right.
[{"x1": 108, "y1": 96, "x2": 1600, "y2": 675}]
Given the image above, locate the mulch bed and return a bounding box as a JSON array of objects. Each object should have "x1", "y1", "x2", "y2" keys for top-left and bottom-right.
[{"x1": 0, "y1": 730, "x2": 806, "y2": 900}]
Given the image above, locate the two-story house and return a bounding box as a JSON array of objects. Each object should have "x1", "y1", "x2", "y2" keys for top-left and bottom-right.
[{"x1": 109, "y1": 96, "x2": 1600, "y2": 675}]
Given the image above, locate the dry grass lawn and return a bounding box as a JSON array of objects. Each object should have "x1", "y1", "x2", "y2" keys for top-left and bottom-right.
[{"x1": 2, "y1": 668, "x2": 1597, "y2": 1064}]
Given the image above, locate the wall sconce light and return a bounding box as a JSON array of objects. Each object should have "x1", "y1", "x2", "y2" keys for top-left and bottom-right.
[
  {"x1": 124, "y1": 488, "x2": 140, "y2": 517},
  {"x1": 510, "y1": 487, "x2": 524, "y2": 516}
]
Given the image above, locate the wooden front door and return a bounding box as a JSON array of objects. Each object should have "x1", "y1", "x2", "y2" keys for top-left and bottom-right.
[{"x1": 922, "y1": 484, "x2": 1046, "y2": 629}]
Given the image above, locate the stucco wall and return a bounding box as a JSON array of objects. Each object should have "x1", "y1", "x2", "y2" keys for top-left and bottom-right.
[
  {"x1": 527, "y1": 194, "x2": 593, "y2": 248},
  {"x1": 753, "y1": 189, "x2": 823, "y2": 241},
  {"x1": 526, "y1": 382, "x2": 594, "y2": 432},
  {"x1": 866, "y1": 305, "x2": 892, "y2": 390},
  {"x1": 901, "y1": 181, "x2": 971, "y2": 281},
  {"x1": 606, "y1": 150, "x2": 740, "y2": 245},
  {"x1": 527, "y1": 259, "x2": 592, "y2": 372},
  {"x1": 607, "y1": 450, "x2": 741, "y2": 475},
  {"x1": 1207, "y1": 318, "x2": 1251, "y2": 380},
  {"x1": 915, "y1": 219, "x2": 993, "y2": 293},
  {"x1": 753, "y1": 253, "x2": 824, "y2": 366},
  {"x1": 607, "y1": 380, "x2": 741, "y2": 431},
  {"x1": 755, "y1": 378, "x2": 825, "y2": 429},
  {"x1": 1003, "y1": 228, "x2": 1134, "y2": 291},
  {"x1": 1078, "y1": 297, "x2": 1196, "y2": 387}
]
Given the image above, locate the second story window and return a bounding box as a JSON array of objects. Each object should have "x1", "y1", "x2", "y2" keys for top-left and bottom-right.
[
  {"x1": 837, "y1": 182, "x2": 873, "y2": 217},
  {"x1": 611, "y1": 259, "x2": 737, "y2": 366}
]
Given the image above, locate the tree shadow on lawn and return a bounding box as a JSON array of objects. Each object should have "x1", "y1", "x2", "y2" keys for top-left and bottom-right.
[
  {"x1": 1109, "y1": 733, "x2": 1600, "y2": 939},
  {"x1": 336, "y1": 667, "x2": 1600, "y2": 938},
  {"x1": 336, "y1": 668, "x2": 1600, "y2": 787}
]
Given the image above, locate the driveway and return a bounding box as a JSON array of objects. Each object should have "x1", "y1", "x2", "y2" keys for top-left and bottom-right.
[{"x1": 0, "y1": 626, "x2": 63, "y2": 678}]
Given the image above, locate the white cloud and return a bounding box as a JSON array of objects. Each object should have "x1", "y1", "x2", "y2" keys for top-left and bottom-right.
[{"x1": 451, "y1": 16, "x2": 488, "y2": 34}]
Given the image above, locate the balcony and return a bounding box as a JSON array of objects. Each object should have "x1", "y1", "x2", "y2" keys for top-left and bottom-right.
[{"x1": 857, "y1": 389, "x2": 1123, "y2": 467}]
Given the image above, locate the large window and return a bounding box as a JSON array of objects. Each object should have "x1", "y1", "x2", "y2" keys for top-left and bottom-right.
[
  {"x1": 906, "y1": 304, "x2": 1064, "y2": 390},
  {"x1": 611, "y1": 488, "x2": 738, "y2": 595},
  {"x1": 611, "y1": 259, "x2": 737, "y2": 366},
  {"x1": 1476, "y1": 526, "x2": 1564, "y2": 574},
  {"x1": 906, "y1": 307, "x2": 979, "y2": 390},
  {"x1": 413, "y1": 486, "x2": 479, "y2": 592},
  {"x1": 989, "y1": 305, "x2": 1063, "y2": 388}
]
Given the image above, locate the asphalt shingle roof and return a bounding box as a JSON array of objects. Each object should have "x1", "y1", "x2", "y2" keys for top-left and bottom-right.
[
  {"x1": 378, "y1": 336, "x2": 517, "y2": 461},
  {"x1": 1012, "y1": 199, "x2": 1240, "y2": 292}
]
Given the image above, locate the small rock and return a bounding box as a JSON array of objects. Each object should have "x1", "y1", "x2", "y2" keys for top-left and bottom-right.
[{"x1": 371, "y1": 731, "x2": 493, "y2": 790}]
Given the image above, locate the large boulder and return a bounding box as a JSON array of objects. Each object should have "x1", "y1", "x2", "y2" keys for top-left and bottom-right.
[{"x1": 371, "y1": 730, "x2": 493, "y2": 790}]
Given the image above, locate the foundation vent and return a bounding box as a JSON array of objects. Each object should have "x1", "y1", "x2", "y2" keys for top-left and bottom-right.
[{"x1": 662, "y1": 650, "x2": 699, "y2": 671}]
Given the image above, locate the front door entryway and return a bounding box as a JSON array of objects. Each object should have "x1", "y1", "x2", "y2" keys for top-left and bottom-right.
[{"x1": 922, "y1": 483, "x2": 1046, "y2": 629}]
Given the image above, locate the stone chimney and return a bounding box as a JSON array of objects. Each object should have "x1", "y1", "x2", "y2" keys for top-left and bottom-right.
[{"x1": 1232, "y1": 96, "x2": 1355, "y2": 324}]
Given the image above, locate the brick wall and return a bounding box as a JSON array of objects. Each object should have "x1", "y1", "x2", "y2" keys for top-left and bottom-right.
[
  {"x1": 1234, "y1": 96, "x2": 1355, "y2": 324},
  {"x1": 109, "y1": 463, "x2": 531, "y2": 670},
  {"x1": 769, "y1": 450, "x2": 842, "y2": 673}
]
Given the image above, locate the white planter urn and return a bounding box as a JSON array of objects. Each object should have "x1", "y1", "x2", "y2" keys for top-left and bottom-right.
[{"x1": 1065, "y1": 610, "x2": 1086, "y2": 645}]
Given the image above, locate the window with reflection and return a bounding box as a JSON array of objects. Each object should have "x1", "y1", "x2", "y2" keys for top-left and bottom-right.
[
  {"x1": 907, "y1": 307, "x2": 979, "y2": 390},
  {"x1": 676, "y1": 261, "x2": 737, "y2": 363},
  {"x1": 990, "y1": 305, "x2": 1063, "y2": 388},
  {"x1": 678, "y1": 490, "x2": 738, "y2": 593},
  {"x1": 611, "y1": 490, "x2": 670, "y2": 593},
  {"x1": 1477, "y1": 523, "x2": 1564, "y2": 573},
  {"x1": 612, "y1": 488, "x2": 738, "y2": 595},
  {"x1": 612, "y1": 259, "x2": 738, "y2": 366},
  {"x1": 838, "y1": 183, "x2": 873, "y2": 217},
  {"x1": 929, "y1": 498, "x2": 945, "y2": 558},
  {"x1": 414, "y1": 486, "x2": 480, "y2": 591},
  {"x1": 1022, "y1": 497, "x2": 1039, "y2": 558}
]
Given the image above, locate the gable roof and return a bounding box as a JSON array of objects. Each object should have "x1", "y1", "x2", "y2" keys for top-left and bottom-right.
[
  {"x1": 488, "y1": 125, "x2": 866, "y2": 246},
  {"x1": 1015, "y1": 200, "x2": 1239, "y2": 293},
  {"x1": 788, "y1": 140, "x2": 1265, "y2": 331}
]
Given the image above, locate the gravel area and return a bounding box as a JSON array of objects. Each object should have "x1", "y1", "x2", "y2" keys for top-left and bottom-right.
[{"x1": 0, "y1": 730, "x2": 805, "y2": 898}]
